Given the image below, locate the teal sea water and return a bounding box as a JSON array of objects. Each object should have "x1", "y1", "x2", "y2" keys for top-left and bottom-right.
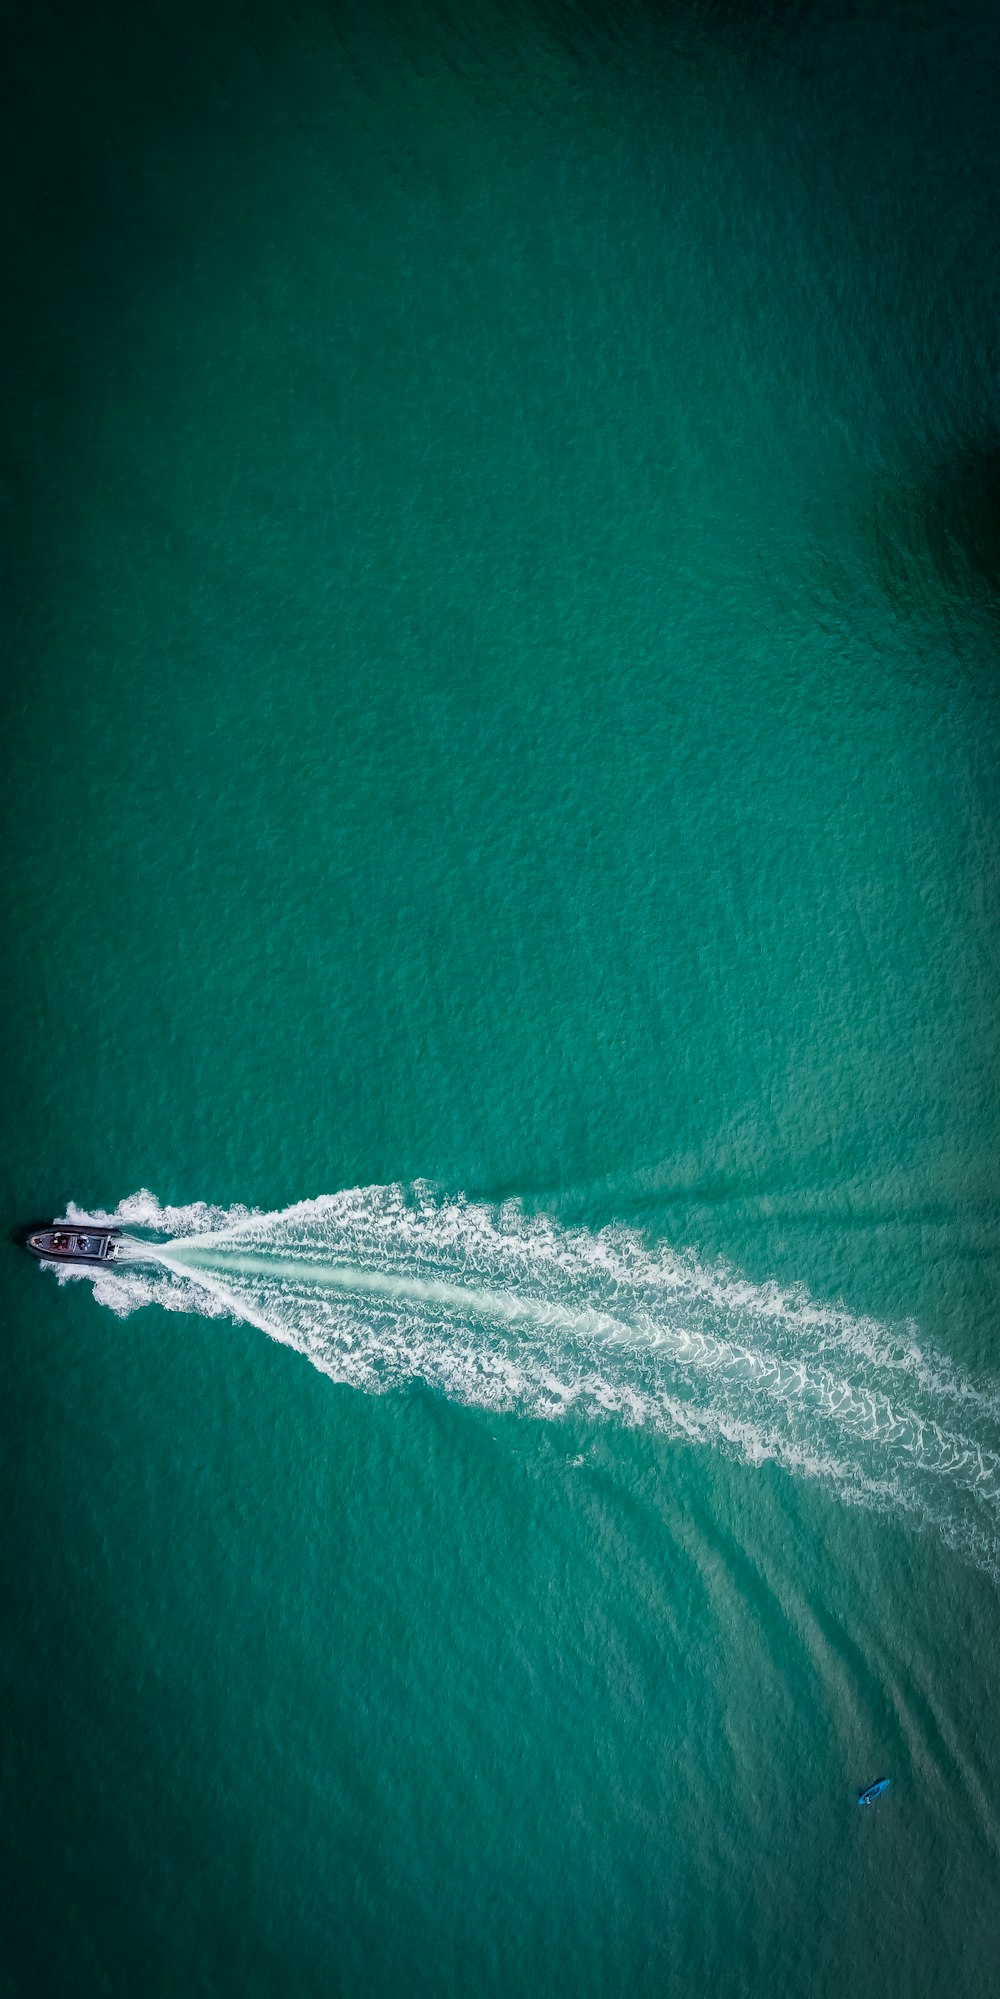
[{"x1": 3, "y1": 2, "x2": 1000, "y2": 1991}]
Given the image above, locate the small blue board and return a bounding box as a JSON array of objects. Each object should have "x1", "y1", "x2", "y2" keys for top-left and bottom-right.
[{"x1": 857, "y1": 1778, "x2": 891, "y2": 1807}]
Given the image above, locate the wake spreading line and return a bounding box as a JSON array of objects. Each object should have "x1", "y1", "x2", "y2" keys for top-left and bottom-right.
[{"x1": 56, "y1": 1184, "x2": 1000, "y2": 1571}]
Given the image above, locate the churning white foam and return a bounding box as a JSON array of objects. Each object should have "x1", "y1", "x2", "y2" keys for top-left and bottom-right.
[{"x1": 58, "y1": 1184, "x2": 1000, "y2": 1569}]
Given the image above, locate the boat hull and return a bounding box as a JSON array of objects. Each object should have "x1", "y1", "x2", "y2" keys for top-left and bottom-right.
[{"x1": 24, "y1": 1226, "x2": 120, "y2": 1266}]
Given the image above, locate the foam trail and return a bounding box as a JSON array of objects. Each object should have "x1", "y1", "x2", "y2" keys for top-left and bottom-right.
[{"x1": 59, "y1": 1185, "x2": 1000, "y2": 1570}]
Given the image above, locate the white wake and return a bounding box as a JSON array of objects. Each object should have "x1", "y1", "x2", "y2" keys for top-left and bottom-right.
[{"x1": 54, "y1": 1184, "x2": 1000, "y2": 1570}]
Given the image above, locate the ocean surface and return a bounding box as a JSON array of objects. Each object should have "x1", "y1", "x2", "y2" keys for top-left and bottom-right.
[{"x1": 2, "y1": 2, "x2": 1000, "y2": 1992}]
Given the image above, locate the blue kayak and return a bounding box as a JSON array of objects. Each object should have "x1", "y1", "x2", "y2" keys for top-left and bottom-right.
[{"x1": 858, "y1": 1778, "x2": 891, "y2": 1807}]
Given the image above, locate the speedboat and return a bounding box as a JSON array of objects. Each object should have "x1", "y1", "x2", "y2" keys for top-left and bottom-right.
[
  {"x1": 24, "y1": 1226, "x2": 120, "y2": 1266},
  {"x1": 857, "y1": 1778, "x2": 890, "y2": 1807}
]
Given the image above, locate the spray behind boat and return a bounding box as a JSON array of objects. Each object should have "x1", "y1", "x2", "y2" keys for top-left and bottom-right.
[{"x1": 18, "y1": 1186, "x2": 1000, "y2": 1576}]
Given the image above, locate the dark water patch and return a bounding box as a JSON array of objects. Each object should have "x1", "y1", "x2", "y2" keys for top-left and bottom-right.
[
  {"x1": 926, "y1": 439, "x2": 1000, "y2": 605},
  {"x1": 872, "y1": 437, "x2": 1000, "y2": 624}
]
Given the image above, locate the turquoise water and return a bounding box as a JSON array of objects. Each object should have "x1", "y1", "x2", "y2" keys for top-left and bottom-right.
[{"x1": 3, "y1": 1, "x2": 1000, "y2": 1991}]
